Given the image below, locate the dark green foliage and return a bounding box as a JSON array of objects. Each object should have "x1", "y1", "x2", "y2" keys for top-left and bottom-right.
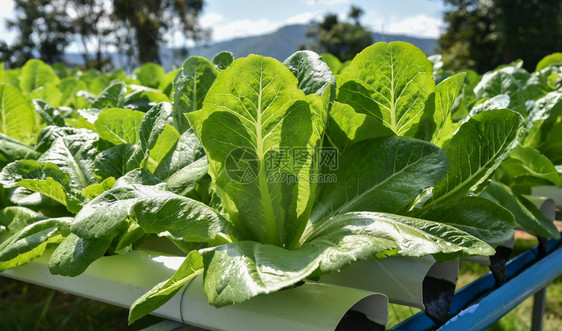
[
  {"x1": 1, "y1": 0, "x2": 73, "y2": 66},
  {"x1": 1, "y1": 0, "x2": 209, "y2": 68},
  {"x1": 112, "y1": 0, "x2": 209, "y2": 64},
  {"x1": 439, "y1": 0, "x2": 562, "y2": 73},
  {"x1": 301, "y1": 6, "x2": 374, "y2": 61},
  {"x1": 2, "y1": 42, "x2": 561, "y2": 326}
]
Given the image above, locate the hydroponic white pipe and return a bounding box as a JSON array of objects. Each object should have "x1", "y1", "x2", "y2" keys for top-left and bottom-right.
[
  {"x1": 463, "y1": 194, "x2": 556, "y2": 266},
  {"x1": 462, "y1": 237, "x2": 515, "y2": 266},
  {"x1": 320, "y1": 256, "x2": 458, "y2": 310},
  {"x1": 1, "y1": 249, "x2": 389, "y2": 330},
  {"x1": 532, "y1": 186, "x2": 562, "y2": 210},
  {"x1": 523, "y1": 194, "x2": 557, "y2": 221}
]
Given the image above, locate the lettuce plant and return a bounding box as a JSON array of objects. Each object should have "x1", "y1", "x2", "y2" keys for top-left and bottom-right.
[
  {"x1": 119, "y1": 47, "x2": 518, "y2": 323},
  {"x1": 432, "y1": 54, "x2": 562, "y2": 239},
  {"x1": 1, "y1": 43, "x2": 551, "y2": 325}
]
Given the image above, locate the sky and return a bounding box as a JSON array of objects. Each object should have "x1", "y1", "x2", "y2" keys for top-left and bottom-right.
[{"x1": 0, "y1": 0, "x2": 446, "y2": 50}]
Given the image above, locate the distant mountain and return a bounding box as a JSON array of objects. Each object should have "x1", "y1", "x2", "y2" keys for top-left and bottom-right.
[
  {"x1": 183, "y1": 24, "x2": 311, "y2": 63},
  {"x1": 371, "y1": 32, "x2": 437, "y2": 56},
  {"x1": 66, "y1": 24, "x2": 437, "y2": 70},
  {"x1": 168, "y1": 24, "x2": 437, "y2": 67}
]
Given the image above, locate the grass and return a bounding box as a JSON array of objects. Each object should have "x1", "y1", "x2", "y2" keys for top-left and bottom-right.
[
  {"x1": 387, "y1": 237, "x2": 562, "y2": 330},
  {"x1": 1, "y1": 237, "x2": 560, "y2": 330},
  {"x1": 0, "y1": 276, "x2": 163, "y2": 331}
]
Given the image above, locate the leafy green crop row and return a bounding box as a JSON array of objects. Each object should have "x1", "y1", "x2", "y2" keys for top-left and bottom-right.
[{"x1": 0, "y1": 45, "x2": 560, "y2": 324}]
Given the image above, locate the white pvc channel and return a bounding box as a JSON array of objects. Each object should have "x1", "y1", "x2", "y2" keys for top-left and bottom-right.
[
  {"x1": 532, "y1": 186, "x2": 562, "y2": 210},
  {"x1": 321, "y1": 256, "x2": 459, "y2": 310},
  {"x1": 1, "y1": 249, "x2": 389, "y2": 330},
  {"x1": 463, "y1": 194, "x2": 556, "y2": 266}
]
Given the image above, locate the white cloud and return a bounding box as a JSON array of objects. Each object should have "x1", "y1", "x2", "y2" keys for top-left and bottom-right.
[
  {"x1": 305, "y1": 0, "x2": 350, "y2": 6},
  {"x1": 200, "y1": 12, "x2": 224, "y2": 27},
  {"x1": 208, "y1": 11, "x2": 323, "y2": 42},
  {"x1": 210, "y1": 19, "x2": 281, "y2": 42},
  {"x1": 0, "y1": 0, "x2": 15, "y2": 44},
  {"x1": 286, "y1": 12, "x2": 318, "y2": 25},
  {"x1": 386, "y1": 14, "x2": 443, "y2": 38},
  {"x1": 0, "y1": 0, "x2": 14, "y2": 17}
]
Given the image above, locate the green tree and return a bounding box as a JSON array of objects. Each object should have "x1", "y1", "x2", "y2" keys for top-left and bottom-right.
[
  {"x1": 302, "y1": 6, "x2": 374, "y2": 62},
  {"x1": 1, "y1": 0, "x2": 73, "y2": 67},
  {"x1": 439, "y1": 0, "x2": 562, "y2": 73},
  {"x1": 112, "y1": 0, "x2": 210, "y2": 65},
  {"x1": 1, "y1": 0, "x2": 209, "y2": 68},
  {"x1": 66, "y1": 0, "x2": 114, "y2": 69}
]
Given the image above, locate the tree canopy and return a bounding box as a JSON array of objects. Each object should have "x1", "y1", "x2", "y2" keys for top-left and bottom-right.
[
  {"x1": 439, "y1": 0, "x2": 562, "y2": 73},
  {"x1": 112, "y1": 0, "x2": 209, "y2": 65},
  {"x1": 301, "y1": 6, "x2": 374, "y2": 62},
  {"x1": 2, "y1": 0, "x2": 73, "y2": 67},
  {"x1": 0, "y1": 0, "x2": 210, "y2": 69}
]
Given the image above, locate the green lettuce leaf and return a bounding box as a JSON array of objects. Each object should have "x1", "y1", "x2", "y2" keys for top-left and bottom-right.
[
  {"x1": 283, "y1": 50, "x2": 335, "y2": 97},
  {"x1": 30, "y1": 84, "x2": 62, "y2": 108},
  {"x1": 172, "y1": 57, "x2": 218, "y2": 133},
  {"x1": 38, "y1": 133, "x2": 99, "y2": 190},
  {"x1": 0, "y1": 160, "x2": 82, "y2": 212},
  {"x1": 0, "y1": 206, "x2": 47, "y2": 232},
  {"x1": 469, "y1": 94, "x2": 510, "y2": 117},
  {"x1": 19, "y1": 59, "x2": 60, "y2": 94},
  {"x1": 126, "y1": 103, "x2": 175, "y2": 171},
  {"x1": 94, "y1": 143, "x2": 137, "y2": 179},
  {"x1": 33, "y1": 99, "x2": 65, "y2": 127},
  {"x1": 187, "y1": 55, "x2": 328, "y2": 246},
  {"x1": 154, "y1": 129, "x2": 205, "y2": 180},
  {"x1": 419, "y1": 196, "x2": 515, "y2": 247},
  {"x1": 500, "y1": 144, "x2": 562, "y2": 189},
  {"x1": 310, "y1": 136, "x2": 449, "y2": 228},
  {"x1": 0, "y1": 218, "x2": 70, "y2": 271},
  {"x1": 91, "y1": 82, "x2": 126, "y2": 109},
  {"x1": 165, "y1": 158, "x2": 209, "y2": 197},
  {"x1": 59, "y1": 78, "x2": 88, "y2": 108},
  {"x1": 153, "y1": 129, "x2": 208, "y2": 196},
  {"x1": 319, "y1": 53, "x2": 342, "y2": 74},
  {"x1": 423, "y1": 109, "x2": 523, "y2": 210},
  {"x1": 128, "y1": 250, "x2": 204, "y2": 324},
  {"x1": 522, "y1": 91, "x2": 562, "y2": 150},
  {"x1": 94, "y1": 108, "x2": 145, "y2": 145},
  {"x1": 124, "y1": 86, "x2": 169, "y2": 112},
  {"x1": 535, "y1": 52, "x2": 562, "y2": 72},
  {"x1": 202, "y1": 211, "x2": 492, "y2": 307},
  {"x1": 0, "y1": 83, "x2": 36, "y2": 143},
  {"x1": 212, "y1": 51, "x2": 234, "y2": 70},
  {"x1": 325, "y1": 101, "x2": 392, "y2": 151},
  {"x1": 35, "y1": 126, "x2": 93, "y2": 153},
  {"x1": 48, "y1": 233, "x2": 113, "y2": 276},
  {"x1": 481, "y1": 181, "x2": 560, "y2": 239},
  {"x1": 135, "y1": 62, "x2": 165, "y2": 88},
  {"x1": 429, "y1": 72, "x2": 466, "y2": 146},
  {"x1": 474, "y1": 70, "x2": 523, "y2": 100},
  {"x1": 0, "y1": 133, "x2": 40, "y2": 163},
  {"x1": 113, "y1": 169, "x2": 161, "y2": 187},
  {"x1": 81, "y1": 177, "x2": 116, "y2": 200},
  {"x1": 71, "y1": 184, "x2": 233, "y2": 243},
  {"x1": 338, "y1": 41, "x2": 435, "y2": 136}
]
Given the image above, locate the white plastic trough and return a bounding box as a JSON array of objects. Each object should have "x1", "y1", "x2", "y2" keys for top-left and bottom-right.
[
  {"x1": 532, "y1": 186, "x2": 562, "y2": 209},
  {"x1": 1, "y1": 249, "x2": 389, "y2": 330},
  {"x1": 320, "y1": 256, "x2": 459, "y2": 310},
  {"x1": 524, "y1": 194, "x2": 557, "y2": 221},
  {"x1": 463, "y1": 194, "x2": 557, "y2": 266}
]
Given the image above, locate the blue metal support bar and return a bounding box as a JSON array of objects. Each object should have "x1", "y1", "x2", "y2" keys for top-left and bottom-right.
[{"x1": 392, "y1": 237, "x2": 562, "y2": 331}]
